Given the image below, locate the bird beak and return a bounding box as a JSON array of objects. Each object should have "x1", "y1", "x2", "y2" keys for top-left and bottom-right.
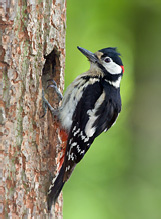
[{"x1": 77, "y1": 46, "x2": 98, "y2": 63}]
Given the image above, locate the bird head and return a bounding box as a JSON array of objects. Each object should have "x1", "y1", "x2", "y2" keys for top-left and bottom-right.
[{"x1": 77, "y1": 46, "x2": 124, "y2": 76}]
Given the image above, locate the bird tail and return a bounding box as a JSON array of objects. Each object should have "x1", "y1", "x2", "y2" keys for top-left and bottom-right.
[{"x1": 47, "y1": 164, "x2": 65, "y2": 211}]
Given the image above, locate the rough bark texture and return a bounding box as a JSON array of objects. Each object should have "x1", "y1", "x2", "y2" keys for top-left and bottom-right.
[{"x1": 0, "y1": 0, "x2": 66, "y2": 217}]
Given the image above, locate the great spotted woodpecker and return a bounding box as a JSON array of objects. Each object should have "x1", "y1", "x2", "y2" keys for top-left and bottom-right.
[{"x1": 46, "y1": 46, "x2": 124, "y2": 211}]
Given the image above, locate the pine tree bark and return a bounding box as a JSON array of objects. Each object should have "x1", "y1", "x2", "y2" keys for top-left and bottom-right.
[{"x1": 0, "y1": 0, "x2": 66, "y2": 217}]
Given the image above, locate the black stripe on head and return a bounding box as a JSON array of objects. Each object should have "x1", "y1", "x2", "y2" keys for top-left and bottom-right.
[{"x1": 99, "y1": 47, "x2": 123, "y2": 66}]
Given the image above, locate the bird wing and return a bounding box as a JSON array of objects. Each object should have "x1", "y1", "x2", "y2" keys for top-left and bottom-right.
[{"x1": 63, "y1": 80, "x2": 119, "y2": 181}]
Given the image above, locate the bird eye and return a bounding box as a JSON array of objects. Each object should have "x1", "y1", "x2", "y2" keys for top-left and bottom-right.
[{"x1": 104, "y1": 57, "x2": 111, "y2": 63}]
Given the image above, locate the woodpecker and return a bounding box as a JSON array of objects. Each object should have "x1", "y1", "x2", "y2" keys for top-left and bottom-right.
[{"x1": 46, "y1": 46, "x2": 124, "y2": 211}]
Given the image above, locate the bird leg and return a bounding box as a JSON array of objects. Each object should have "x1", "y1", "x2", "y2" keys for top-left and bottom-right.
[
  {"x1": 41, "y1": 80, "x2": 63, "y2": 118},
  {"x1": 47, "y1": 79, "x2": 63, "y2": 101}
]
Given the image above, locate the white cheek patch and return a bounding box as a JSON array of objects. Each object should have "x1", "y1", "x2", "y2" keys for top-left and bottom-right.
[{"x1": 104, "y1": 61, "x2": 122, "y2": 75}]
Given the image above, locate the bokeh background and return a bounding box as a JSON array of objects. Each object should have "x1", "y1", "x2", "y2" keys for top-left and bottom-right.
[{"x1": 63, "y1": 0, "x2": 161, "y2": 218}]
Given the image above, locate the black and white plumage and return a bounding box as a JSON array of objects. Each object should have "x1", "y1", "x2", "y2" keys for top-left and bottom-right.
[{"x1": 47, "y1": 46, "x2": 124, "y2": 211}]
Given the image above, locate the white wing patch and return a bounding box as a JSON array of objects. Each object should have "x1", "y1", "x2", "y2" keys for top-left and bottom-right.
[
  {"x1": 85, "y1": 91, "x2": 106, "y2": 138},
  {"x1": 59, "y1": 77, "x2": 100, "y2": 131}
]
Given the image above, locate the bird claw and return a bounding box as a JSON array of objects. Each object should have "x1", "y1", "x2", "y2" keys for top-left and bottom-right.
[
  {"x1": 41, "y1": 79, "x2": 63, "y2": 118},
  {"x1": 47, "y1": 79, "x2": 63, "y2": 101},
  {"x1": 47, "y1": 79, "x2": 57, "y2": 87},
  {"x1": 41, "y1": 88, "x2": 59, "y2": 119}
]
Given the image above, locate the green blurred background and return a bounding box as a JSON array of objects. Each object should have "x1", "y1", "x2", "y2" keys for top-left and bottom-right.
[{"x1": 63, "y1": 0, "x2": 161, "y2": 218}]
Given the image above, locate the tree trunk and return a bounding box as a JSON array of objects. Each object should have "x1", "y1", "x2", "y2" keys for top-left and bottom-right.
[{"x1": 0, "y1": 0, "x2": 66, "y2": 217}]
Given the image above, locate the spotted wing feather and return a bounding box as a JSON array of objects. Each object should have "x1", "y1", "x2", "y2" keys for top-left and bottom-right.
[{"x1": 63, "y1": 80, "x2": 120, "y2": 181}]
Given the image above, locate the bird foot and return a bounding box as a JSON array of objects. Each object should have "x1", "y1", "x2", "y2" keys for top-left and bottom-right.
[
  {"x1": 47, "y1": 79, "x2": 63, "y2": 101},
  {"x1": 41, "y1": 80, "x2": 62, "y2": 118}
]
